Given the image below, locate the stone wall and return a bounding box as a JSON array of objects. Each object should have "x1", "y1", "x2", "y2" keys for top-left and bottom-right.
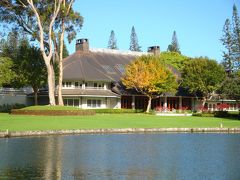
[{"x1": 1, "y1": 128, "x2": 240, "y2": 138}]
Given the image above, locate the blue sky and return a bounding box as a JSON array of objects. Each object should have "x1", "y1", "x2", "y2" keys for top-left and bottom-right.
[{"x1": 68, "y1": 0, "x2": 240, "y2": 61}]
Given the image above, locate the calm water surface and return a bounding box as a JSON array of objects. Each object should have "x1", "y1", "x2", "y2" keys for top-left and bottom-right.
[{"x1": 0, "y1": 133, "x2": 240, "y2": 180}]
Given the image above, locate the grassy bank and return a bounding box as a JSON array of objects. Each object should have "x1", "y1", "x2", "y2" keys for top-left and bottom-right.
[{"x1": 0, "y1": 113, "x2": 240, "y2": 131}]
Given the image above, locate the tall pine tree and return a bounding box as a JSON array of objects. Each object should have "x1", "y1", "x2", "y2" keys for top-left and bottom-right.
[
  {"x1": 108, "y1": 30, "x2": 118, "y2": 49},
  {"x1": 167, "y1": 31, "x2": 181, "y2": 54},
  {"x1": 129, "y1": 26, "x2": 141, "y2": 51},
  {"x1": 221, "y1": 19, "x2": 234, "y2": 76},
  {"x1": 232, "y1": 4, "x2": 240, "y2": 69}
]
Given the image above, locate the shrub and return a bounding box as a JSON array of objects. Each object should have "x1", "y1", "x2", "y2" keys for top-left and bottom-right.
[
  {"x1": 214, "y1": 111, "x2": 229, "y2": 117},
  {"x1": 192, "y1": 112, "x2": 214, "y2": 117},
  {"x1": 0, "y1": 104, "x2": 26, "y2": 113},
  {"x1": 11, "y1": 109, "x2": 95, "y2": 116},
  {"x1": 214, "y1": 111, "x2": 239, "y2": 118}
]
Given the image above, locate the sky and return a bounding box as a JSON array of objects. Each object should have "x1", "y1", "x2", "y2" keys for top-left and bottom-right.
[{"x1": 68, "y1": 0, "x2": 240, "y2": 61}]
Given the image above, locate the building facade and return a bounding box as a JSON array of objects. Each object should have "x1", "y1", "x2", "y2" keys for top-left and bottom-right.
[{"x1": 61, "y1": 39, "x2": 200, "y2": 111}]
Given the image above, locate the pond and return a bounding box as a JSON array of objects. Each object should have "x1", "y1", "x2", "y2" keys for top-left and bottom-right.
[{"x1": 0, "y1": 133, "x2": 240, "y2": 179}]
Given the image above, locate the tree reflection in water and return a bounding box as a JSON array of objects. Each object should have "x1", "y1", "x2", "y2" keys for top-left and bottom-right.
[{"x1": 0, "y1": 134, "x2": 240, "y2": 179}]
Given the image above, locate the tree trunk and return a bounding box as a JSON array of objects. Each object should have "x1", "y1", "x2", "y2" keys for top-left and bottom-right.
[
  {"x1": 146, "y1": 96, "x2": 152, "y2": 113},
  {"x1": 58, "y1": 19, "x2": 65, "y2": 106},
  {"x1": 47, "y1": 64, "x2": 56, "y2": 105},
  {"x1": 201, "y1": 97, "x2": 207, "y2": 112},
  {"x1": 58, "y1": 59, "x2": 63, "y2": 105},
  {"x1": 33, "y1": 87, "x2": 38, "y2": 106}
]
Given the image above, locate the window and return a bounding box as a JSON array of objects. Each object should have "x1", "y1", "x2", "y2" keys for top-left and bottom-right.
[
  {"x1": 87, "y1": 99, "x2": 101, "y2": 108},
  {"x1": 66, "y1": 82, "x2": 71, "y2": 87},
  {"x1": 68, "y1": 99, "x2": 73, "y2": 106},
  {"x1": 97, "y1": 100, "x2": 101, "y2": 107},
  {"x1": 74, "y1": 82, "x2": 82, "y2": 88},
  {"x1": 63, "y1": 99, "x2": 68, "y2": 105},
  {"x1": 64, "y1": 99, "x2": 79, "y2": 107},
  {"x1": 85, "y1": 82, "x2": 104, "y2": 89},
  {"x1": 74, "y1": 99, "x2": 79, "y2": 107},
  {"x1": 87, "y1": 100, "x2": 91, "y2": 107},
  {"x1": 63, "y1": 82, "x2": 72, "y2": 88}
]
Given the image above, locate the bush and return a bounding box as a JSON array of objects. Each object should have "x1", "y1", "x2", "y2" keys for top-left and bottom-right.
[
  {"x1": 192, "y1": 112, "x2": 214, "y2": 117},
  {"x1": 193, "y1": 111, "x2": 240, "y2": 118},
  {"x1": 214, "y1": 111, "x2": 240, "y2": 118},
  {"x1": 94, "y1": 109, "x2": 144, "y2": 114},
  {"x1": 20, "y1": 105, "x2": 82, "y2": 111},
  {"x1": 11, "y1": 109, "x2": 95, "y2": 116},
  {"x1": 0, "y1": 104, "x2": 26, "y2": 113},
  {"x1": 214, "y1": 111, "x2": 229, "y2": 117}
]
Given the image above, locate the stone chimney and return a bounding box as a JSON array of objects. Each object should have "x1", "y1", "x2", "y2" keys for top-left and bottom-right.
[
  {"x1": 148, "y1": 46, "x2": 160, "y2": 55},
  {"x1": 76, "y1": 38, "x2": 89, "y2": 52}
]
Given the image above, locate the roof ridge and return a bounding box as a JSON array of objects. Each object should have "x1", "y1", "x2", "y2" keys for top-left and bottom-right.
[{"x1": 90, "y1": 48, "x2": 150, "y2": 56}]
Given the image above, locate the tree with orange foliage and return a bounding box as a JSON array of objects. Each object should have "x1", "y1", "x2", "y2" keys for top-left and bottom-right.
[{"x1": 122, "y1": 55, "x2": 178, "y2": 113}]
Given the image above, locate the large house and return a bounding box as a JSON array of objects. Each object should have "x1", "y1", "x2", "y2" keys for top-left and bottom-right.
[
  {"x1": 3, "y1": 38, "x2": 238, "y2": 111},
  {"x1": 61, "y1": 39, "x2": 198, "y2": 111}
]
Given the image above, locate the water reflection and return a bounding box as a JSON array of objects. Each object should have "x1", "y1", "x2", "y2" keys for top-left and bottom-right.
[{"x1": 0, "y1": 133, "x2": 240, "y2": 179}]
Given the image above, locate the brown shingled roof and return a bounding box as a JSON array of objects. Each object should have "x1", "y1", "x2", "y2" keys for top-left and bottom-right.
[{"x1": 63, "y1": 50, "x2": 137, "y2": 82}]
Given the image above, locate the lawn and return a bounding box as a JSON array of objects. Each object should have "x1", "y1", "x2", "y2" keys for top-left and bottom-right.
[{"x1": 0, "y1": 113, "x2": 240, "y2": 131}]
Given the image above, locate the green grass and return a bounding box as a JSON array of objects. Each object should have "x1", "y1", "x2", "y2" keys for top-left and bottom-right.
[{"x1": 0, "y1": 113, "x2": 240, "y2": 132}]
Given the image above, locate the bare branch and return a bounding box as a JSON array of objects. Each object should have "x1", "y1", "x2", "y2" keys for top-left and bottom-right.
[
  {"x1": 67, "y1": 0, "x2": 74, "y2": 14},
  {"x1": 48, "y1": 0, "x2": 63, "y2": 61},
  {"x1": 26, "y1": 0, "x2": 47, "y2": 61},
  {"x1": 18, "y1": 0, "x2": 27, "y2": 8}
]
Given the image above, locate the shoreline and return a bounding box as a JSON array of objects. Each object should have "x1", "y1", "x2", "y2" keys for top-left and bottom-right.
[{"x1": 1, "y1": 128, "x2": 240, "y2": 138}]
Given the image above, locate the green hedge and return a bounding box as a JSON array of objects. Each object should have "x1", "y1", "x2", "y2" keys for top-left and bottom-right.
[
  {"x1": 94, "y1": 109, "x2": 144, "y2": 114},
  {"x1": 20, "y1": 105, "x2": 81, "y2": 111},
  {"x1": 11, "y1": 109, "x2": 95, "y2": 116},
  {"x1": 192, "y1": 113, "x2": 215, "y2": 117},
  {"x1": 193, "y1": 111, "x2": 240, "y2": 118},
  {"x1": 214, "y1": 111, "x2": 239, "y2": 118},
  {"x1": 0, "y1": 104, "x2": 26, "y2": 113}
]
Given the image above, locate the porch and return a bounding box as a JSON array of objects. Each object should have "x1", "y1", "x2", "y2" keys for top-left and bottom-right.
[{"x1": 121, "y1": 95, "x2": 196, "y2": 111}]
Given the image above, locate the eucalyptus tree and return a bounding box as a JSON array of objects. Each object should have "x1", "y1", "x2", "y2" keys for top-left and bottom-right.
[
  {"x1": 0, "y1": 0, "x2": 83, "y2": 105},
  {"x1": 53, "y1": 0, "x2": 83, "y2": 105},
  {"x1": 0, "y1": 0, "x2": 63, "y2": 105}
]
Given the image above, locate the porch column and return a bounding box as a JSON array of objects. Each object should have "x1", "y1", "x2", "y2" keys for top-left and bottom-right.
[
  {"x1": 179, "y1": 96, "x2": 182, "y2": 113},
  {"x1": 82, "y1": 83, "x2": 86, "y2": 89},
  {"x1": 132, "y1": 96, "x2": 135, "y2": 110},
  {"x1": 164, "y1": 96, "x2": 167, "y2": 111},
  {"x1": 117, "y1": 98, "x2": 121, "y2": 109}
]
